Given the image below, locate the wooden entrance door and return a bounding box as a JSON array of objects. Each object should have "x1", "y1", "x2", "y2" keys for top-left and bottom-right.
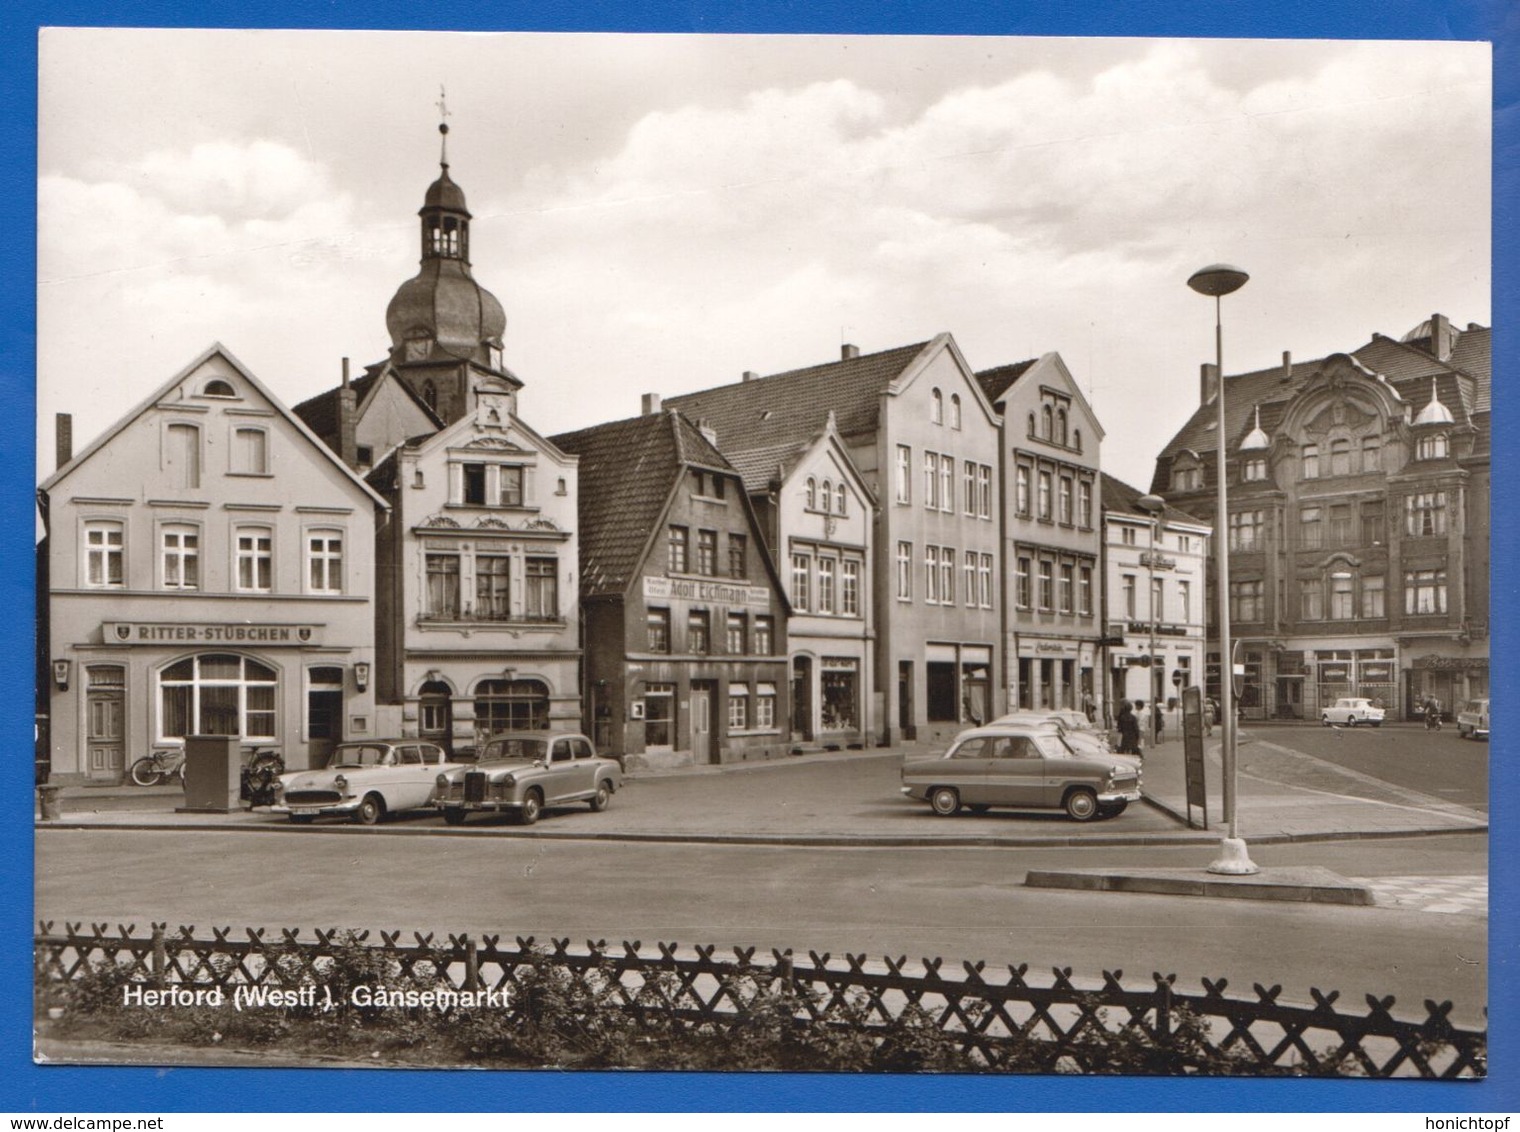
[
  {"x1": 691, "y1": 682, "x2": 715, "y2": 763},
  {"x1": 86, "y1": 686, "x2": 125, "y2": 781}
]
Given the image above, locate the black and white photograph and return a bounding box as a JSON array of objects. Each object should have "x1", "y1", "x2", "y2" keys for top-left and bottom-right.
[{"x1": 31, "y1": 26, "x2": 1492, "y2": 1084}]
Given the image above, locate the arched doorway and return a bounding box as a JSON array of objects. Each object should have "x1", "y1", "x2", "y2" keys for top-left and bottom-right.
[{"x1": 418, "y1": 680, "x2": 453, "y2": 754}]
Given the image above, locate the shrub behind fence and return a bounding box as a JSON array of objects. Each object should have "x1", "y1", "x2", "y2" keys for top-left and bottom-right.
[{"x1": 35, "y1": 921, "x2": 1485, "y2": 1076}]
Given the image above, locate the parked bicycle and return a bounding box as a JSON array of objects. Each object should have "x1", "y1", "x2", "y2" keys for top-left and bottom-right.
[{"x1": 128, "y1": 747, "x2": 186, "y2": 787}]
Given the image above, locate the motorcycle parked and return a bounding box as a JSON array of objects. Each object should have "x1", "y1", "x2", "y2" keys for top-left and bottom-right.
[{"x1": 241, "y1": 748, "x2": 285, "y2": 807}]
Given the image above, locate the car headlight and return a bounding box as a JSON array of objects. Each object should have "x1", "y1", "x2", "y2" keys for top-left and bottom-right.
[
  {"x1": 334, "y1": 774, "x2": 348, "y2": 792},
  {"x1": 436, "y1": 772, "x2": 450, "y2": 790},
  {"x1": 500, "y1": 774, "x2": 516, "y2": 788}
]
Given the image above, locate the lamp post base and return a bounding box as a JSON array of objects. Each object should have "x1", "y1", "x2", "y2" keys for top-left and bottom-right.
[{"x1": 1207, "y1": 837, "x2": 1260, "y2": 875}]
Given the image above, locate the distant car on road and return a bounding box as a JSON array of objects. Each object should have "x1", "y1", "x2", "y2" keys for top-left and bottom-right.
[
  {"x1": 273, "y1": 740, "x2": 460, "y2": 824},
  {"x1": 1455, "y1": 699, "x2": 1489, "y2": 740},
  {"x1": 901, "y1": 724, "x2": 1142, "y2": 822},
  {"x1": 1321, "y1": 698, "x2": 1386, "y2": 727},
  {"x1": 432, "y1": 730, "x2": 621, "y2": 825}
]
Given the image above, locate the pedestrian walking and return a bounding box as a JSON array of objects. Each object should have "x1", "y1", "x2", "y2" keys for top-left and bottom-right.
[
  {"x1": 1116, "y1": 700, "x2": 1141, "y2": 756},
  {"x1": 1152, "y1": 700, "x2": 1165, "y2": 745}
]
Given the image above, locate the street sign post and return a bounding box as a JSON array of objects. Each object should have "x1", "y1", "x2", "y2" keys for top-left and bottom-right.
[{"x1": 1181, "y1": 685, "x2": 1208, "y2": 830}]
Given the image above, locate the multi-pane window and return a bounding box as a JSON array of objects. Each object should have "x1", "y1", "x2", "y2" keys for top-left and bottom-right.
[
  {"x1": 1038, "y1": 560, "x2": 1053, "y2": 610},
  {"x1": 755, "y1": 683, "x2": 778, "y2": 728},
  {"x1": 231, "y1": 427, "x2": 268, "y2": 475},
  {"x1": 753, "y1": 617, "x2": 774, "y2": 655},
  {"x1": 950, "y1": 393, "x2": 962, "y2": 430},
  {"x1": 939, "y1": 454, "x2": 954, "y2": 513},
  {"x1": 1059, "y1": 564, "x2": 1074, "y2": 613},
  {"x1": 1121, "y1": 527, "x2": 1137, "y2": 546},
  {"x1": 1078, "y1": 565, "x2": 1092, "y2": 615},
  {"x1": 688, "y1": 611, "x2": 711, "y2": 654},
  {"x1": 159, "y1": 654, "x2": 276, "y2": 741},
  {"x1": 499, "y1": 466, "x2": 524, "y2": 506},
  {"x1": 834, "y1": 482, "x2": 846, "y2": 514},
  {"x1": 1077, "y1": 479, "x2": 1092, "y2": 528},
  {"x1": 307, "y1": 531, "x2": 343, "y2": 594},
  {"x1": 236, "y1": 528, "x2": 273, "y2": 592},
  {"x1": 728, "y1": 534, "x2": 747, "y2": 579},
  {"x1": 1015, "y1": 466, "x2": 1030, "y2": 515},
  {"x1": 696, "y1": 530, "x2": 718, "y2": 576},
  {"x1": 1299, "y1": 506, "x2": 1323, "y2": 550},
  {"x1": 1016, "y1": 557, "x2": 1031, "y2": 609},
  {"x1": 895, "y1": 445, "x2": 911, "y2": 504},
  {"x1": 728, "y1": 686, "x2": 749, "y2": 730},
  {"x1": 817, "y1": 557, "x2": 836, "y2": 614},
  {"x1": 964, "y1": 462, "x2": 977, "y2": 516},
  {"x1": 841, "y1": 560, "x2": 860, "y2": 616},
  {"x1": 1361, "y1": 435, "x2": 1381, "y2": 472},
  {"x1": 463, "y1": 463, "x2": 488, "y2": 505},
  {"x1": 1122, "y1": 574, "x2": 1136, "y2": 618},
  {"x1": 1150, "y1": 577, "x2": 1163, "y2": 622},
  {"x1": 1330, "y1": 439, "x2": 1352, "y2": 476},
  {"x1": 1242, "y1": 457, "x2": 1267, "y2": 482},
  {"x1": 425, "y1": 554, "x2": 460, "y2": 618},
  {"x1": 896, "y1": 542, "x2": 912, "y2": 600},
  {"x1": 1361, "y1": 574, "x2": 1386, "y2": 618},
  {"x1": 964, "y1": 554, "x2": 977, "y2": 606},
  {"x1": 978, "y1": 465, "x2": 993, "y2": 519},
  {"x1": 1038, "y1": 471, "x2": 1053, "y2": 520},
  {"x1": 1404, "y1": 569, "x2": 1448, "y2": 615},
  {"x1": 475, "y1": 555, "x2": 511, "y2": 620},
  {"x1": 525, "y1": 557, "x2": 558, "y2": 619},
  {"x1": 1361, "y1": 500, "x2": 1386, "y2": 545},
  {"x1": 1058, "y1": 477, "x2": 1073, "y2": 524},
  {"x1": 646, "y1": 608, "x2": 671, "y2": 653},
  {"x1": 161, "y1": 524, "x2": 199, "y2": 590},
  {"x1": 923, "y1": 451, "x2": 938, "y2": 510},
  {"x1": 1329, "y1": 504, "x2": 1353, "y2": 547},
  {"x1": 1406, "y1": 492, "x2": 1448, "y2": 536},
  {"x1": 84, "y1": 521, "x2": 125, "y2": 588},
  {"x1": 805, "y1": 478, "x2": 817, "y2": 510},
  {"x1": 792, "y1": 553, "x2": 811, "y2": 611},
  {"x1": 1329, "y1": 573, "x2": 1355, "y2": 619},
  {"x1": 1301, "y1": 444, "x2": 1319, "y2": 479},
  {"x1": 1172, "y1": 465, "x2": 1202, "y2": 491},
  {"x1": 1301, "y1": 579, "x2": 1323, "y2": 620},
  {"x1": 1230, "y1": 580, "x2": 1264, "y2": 622},
  {"x1": 924, "y1": 546, "x2": 940, "y2": 604},
  {"x1": 727, "y1": 613, "x2": 747, "y2": 654},
  {"x1": 979, "y1": 554, "x2": 995, "y2": 609},
  {"x1": 668, "y1": 525, "x2": 689, "y2": 572},
  {"x1": 1229, "y1": 510, "x2": 1264, "y2": 551},
  {"x1": 1417, "y1": 434, "x2": 1449, "y2": 460},
  {"x1": 939, "y1": 548, "x2": 955, "y2": 605},
  {"x1": 1179, "y1": 580, "x2": 1191, "y2": 622},
  {"x1": 931, "y1": 388, "x2": 943, "y2": 424}
]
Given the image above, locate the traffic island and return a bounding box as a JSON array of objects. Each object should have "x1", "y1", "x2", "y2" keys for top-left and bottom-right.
[{"x1": 1024, "y1": 865, "x2": 1374, "y2": 905}]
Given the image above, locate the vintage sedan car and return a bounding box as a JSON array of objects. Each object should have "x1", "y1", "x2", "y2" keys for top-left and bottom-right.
[
  {"x1": 1456, "y1": 699, "x2": 1489, "y2": 740},
  {"x1": 272, "y1": 740, "x2": 459, "y2": 825},
  {"x1": 432, "y1": 730, "x2": 621, "y2": 825},
  {"x1": 901, "y1": 724, "x2": 1142, "y2": 822},
  {"x1": 1321, "y1": 697, "x2": 1386, "y2": 727},
  {"x1": 988, "y1": 710, "x2": 1131, "y2": 765}
]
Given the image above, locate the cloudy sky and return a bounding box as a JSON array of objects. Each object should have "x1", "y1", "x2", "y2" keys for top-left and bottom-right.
[{"x1": 37, "y1": 29, "x2": 1490, "y2": 491}]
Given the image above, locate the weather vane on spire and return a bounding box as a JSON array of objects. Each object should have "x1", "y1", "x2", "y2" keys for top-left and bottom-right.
[{"x1": 437, "y1": 84, "x2": 451, "y2": 165}]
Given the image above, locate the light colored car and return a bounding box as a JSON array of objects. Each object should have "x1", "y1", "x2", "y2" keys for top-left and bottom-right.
[
  {"x1": 1320, "y1": 697, "x2": 1386, "y2": 727},
  {"x1": 1456, "y1": 699, "x2": 1489, "y2": 740},
  {"x1": 901, "y1": 724, "x2": 1142, "y2": 822},
  {"x1": 273, "y1": 740, "x2": 460, "y2": 825},
  {"x1": 432, "y1": 730, "x2": 622, "y2": 825},
  {"x1": 988, "y1": 710, "x2": 1130, "y2": 765}
]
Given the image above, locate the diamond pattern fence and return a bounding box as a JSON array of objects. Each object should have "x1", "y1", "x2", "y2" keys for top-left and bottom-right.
[{"x1": 35, "y1": 921, "x2": 1485, "y2": 1077}]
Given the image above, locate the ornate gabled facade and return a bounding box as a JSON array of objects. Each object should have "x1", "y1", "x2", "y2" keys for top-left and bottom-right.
[{"x1": 1152, "y1": 314, "x2": 1490, "y2": 720}]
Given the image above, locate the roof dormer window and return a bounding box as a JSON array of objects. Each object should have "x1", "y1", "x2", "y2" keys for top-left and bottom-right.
[
  {"x1": 201, "y1": 379, "x2": 237, "y2": 398},
  {"x1": 1417, "y1": 433, "x2": 1449, "y2": 461}
]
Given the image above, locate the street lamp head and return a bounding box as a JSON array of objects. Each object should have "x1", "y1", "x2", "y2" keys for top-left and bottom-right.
[
  {"x1": 1187, "y1": 263, "x2": 1249, "y2": 297},
  {"x1": 1136, "y1": 493, "x2": 1166, "y2": 515}
]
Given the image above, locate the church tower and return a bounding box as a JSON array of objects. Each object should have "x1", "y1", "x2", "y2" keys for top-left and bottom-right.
[{"x1": 382, "y1": 114, "x2": 518, "y2": 425}]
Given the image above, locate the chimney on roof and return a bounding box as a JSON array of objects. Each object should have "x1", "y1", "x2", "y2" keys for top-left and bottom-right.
[
  {"x1": 55, "y1": 413, "x2": 72, "y2": 470},
  {"x1": 642, "y1": 392, "x2": 662, "y2": 416},
  {"x1": 1280, "y1": 351, "x2": 1292, "y2": 382},
  {"x1": 697, "y1": 418, "x2": 718, "y2": 447},
  {"x1": 1430, "y1": 313, "x2": 1453, "y2": 361},
  {"x1": 1199, "y1": 362, "x2": 1219, "y2": 406},
  {"x1": 337, "y1": 357, "x2": 358, "y2": 468},
  {"x1": 841, "y1": 343, "x2": 860, "y2": 360},
  {"x1": 742, "y1": 370, "x2": 759, "y2": 382}
]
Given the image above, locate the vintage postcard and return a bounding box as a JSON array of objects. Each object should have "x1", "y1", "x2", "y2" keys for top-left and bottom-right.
[{"x1": 32, "y1": 27, "x2": 1491, "y2": 1083}]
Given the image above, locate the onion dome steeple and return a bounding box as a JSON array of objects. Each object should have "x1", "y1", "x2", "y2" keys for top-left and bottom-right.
[
  {"x1": 1239, "y1": 404, "x2": 1270, "y2": 451},
  {"x1": 1413, "y1": 376, "x2": 1454, "y2": 426},
  {"x1": 384, "y1": 105, "x2": 507, "y2": 372}
]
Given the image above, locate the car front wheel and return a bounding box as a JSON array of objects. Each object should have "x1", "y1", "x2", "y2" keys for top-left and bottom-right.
[
  {"x1": 589, "y1": 782, "x2": 612, "y2": 812},
  {"x1": 928, "y1": 787, "x2": 960, "y2": 816},
  {"x1": 1065, "y1": 788, "x2": 1098, "y2": 822},
  {"x1": 1322, "y1": 715, "x2": 1332, "y2": 727},
  {"x1": 354, "y1": 794, "x2": 384, "y2": 826},
  {"x1": 518, "y1": 789, "x2": 543, "y2": 825}
]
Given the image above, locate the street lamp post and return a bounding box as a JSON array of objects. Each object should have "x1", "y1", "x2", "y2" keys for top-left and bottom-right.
[
  {"x1": 1137, "y1": 493, "x2": 1166, "y2": 732},
  {"x1": 1187, "y1": 263, "x2": 1258, "y2": 876}
]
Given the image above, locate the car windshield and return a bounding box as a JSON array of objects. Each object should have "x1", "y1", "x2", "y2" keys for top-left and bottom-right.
[
  {"x1": 481, "y1": 737, "x2": 549, "y2": 761},
  {"x1": 326, "y1": 744, "x2": 393, "y2": 769}
]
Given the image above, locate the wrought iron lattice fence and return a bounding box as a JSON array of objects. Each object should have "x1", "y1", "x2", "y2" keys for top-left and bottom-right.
[{"x1": 35, "y1": 921, "x2": 1485, "y2": 1077}]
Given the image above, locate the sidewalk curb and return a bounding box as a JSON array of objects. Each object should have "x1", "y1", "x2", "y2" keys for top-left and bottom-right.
[{"x1": 1025, "y1": 866, "x2": 1376, "y2": 905}]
